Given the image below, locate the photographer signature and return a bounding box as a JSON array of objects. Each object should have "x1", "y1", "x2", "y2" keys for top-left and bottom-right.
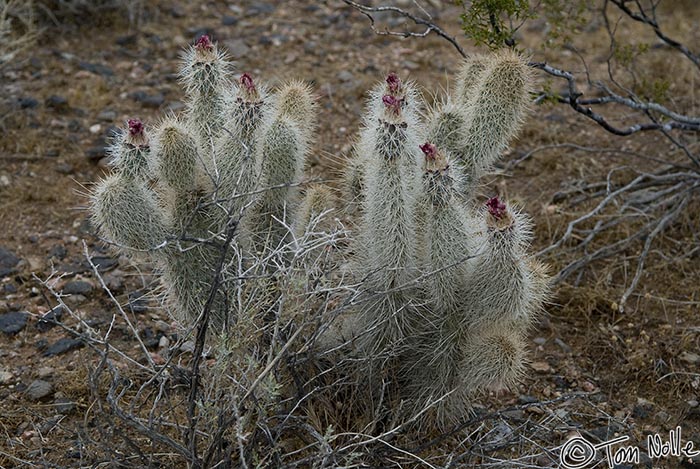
[{"x1": 560, "y1": 426, "x2": 698, "y2": 468}]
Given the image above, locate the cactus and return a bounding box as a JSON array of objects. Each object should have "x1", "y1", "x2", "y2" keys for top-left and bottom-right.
[
  {"x1": 353, "y1": 73, "x2": 424, "y2": 354},
  {"x1": 91, "y1": 35, "x2": 316, "y2": 328},
  {"x1": 90, "y1": 37, "x2": 549, "y2": 429},
  {"x1": 344, "y1": 50, "x2": 547, "y2": 427}
]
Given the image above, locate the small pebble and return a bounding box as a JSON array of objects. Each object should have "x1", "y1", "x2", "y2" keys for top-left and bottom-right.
[
  {"x1": 0, "y1": 311, "x2": 28, "y2": 334},
  {"x1": 63, "y1": 280, "x2": 93, "y2": 295},
  {"x1": 43, "y1": 338, "x2": 84, "y2": 357},
  {"x1": 26, "y1": 379, "x2": 53, "y2": 400}
]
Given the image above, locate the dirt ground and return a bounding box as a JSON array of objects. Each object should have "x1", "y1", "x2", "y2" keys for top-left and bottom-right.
[{"x1": 1, "y1": 1, "x2": 699, "y2": 468}]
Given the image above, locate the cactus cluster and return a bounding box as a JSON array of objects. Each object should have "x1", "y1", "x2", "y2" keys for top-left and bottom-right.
[
  {"x1": 90, "y1": 37, "x2": 548, "y2": 428},
  {"x1": 343, "y1": 50, "x2": 548, "y2": 425},
  {"x1": 92, "y1": 35, "x2": 315, "y2": 328}
]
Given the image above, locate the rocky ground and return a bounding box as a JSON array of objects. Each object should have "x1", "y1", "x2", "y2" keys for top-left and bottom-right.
[{"x1": 1, "y1": 1, "x2": 699, "y2": 467}]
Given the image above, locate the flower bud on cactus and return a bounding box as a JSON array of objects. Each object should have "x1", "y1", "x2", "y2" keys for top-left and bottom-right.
[
  {"x1": 215, "y1": 73, "x2": 269, "y2": 219},
  {"x1": 418, "y1": 142, "x2": 470, "y2": 313},
  {"x1": 109, "y1": 118, "x2": 151, "y2": 180},
  {"x1": 181, "y1": 35, "x2": 230, "y2": 175},
  {"x1": 427, "y1": 51, "x2": 531, "y2": 198},
  {"x1": 462, "y1": 197, "x2": 545, "y2": 328}
]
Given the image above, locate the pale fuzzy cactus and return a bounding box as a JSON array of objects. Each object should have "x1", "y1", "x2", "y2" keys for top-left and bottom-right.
[
  {"x1": 426, "y1": 50, "x2": 533, "y2": 197},
  {"x1": 215, "y1": 73, "x2": 268, "y2": 218},
  {"x1": 109, "y1": 118, "x2": 151, "y2": 180},
  {"x1": 459, "y1": 49, "x2": 532, "y2": 181},
  {"x1": 247, "y1": 81, "x2": 315, "y2": 252},
  {"x1": 417, "y1": 143, "x2": 471, "y2": 315},
  {"x1": 462, "y1": 197, "x2": 548, "y2": 329},
  {"x1": 180, "y1": 34, "x2": 230, "y2": 176},
  {"x1": 295, "y1": 184, "x2": 337, "y2": 237},
  {"x1": 91, "y1": 172, "x2": 167, "y2": 252},
  {"x1": 458, "y1": 324, "x2": 528, "y2": 393},
  {"x1": 91, "y1": 36, "x2": 317, "y2": 328},
  {"x1": 355, "y1": 73, "x2": 424, "y2": 353},
  {"x1": 92, "y1": 118, "x2": 168, "y2": 252},
  {"x1": 341, "y1": 50, "x2": 547, "y2": 428},
  {"x1": 90, "y1": 38, "x2": 549, "y2": 430}
]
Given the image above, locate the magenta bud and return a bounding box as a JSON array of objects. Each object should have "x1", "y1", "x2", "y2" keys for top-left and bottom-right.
[
  {"x1": 240, "y1": 73, "x2": 255, "y2": 92},
  {"x1": 127, "y1": 118, "x2": 144, "y2": 136},
  {"x1": 195, "y1": 34, "x2": 213, "y2": 50},
  {"x1": 420, "y1": 142, "x2": 438, "y2": 160},
  {"x1": 386, "y1": 72, "x2": 401, "y2": 93},
  {"x1": 382, "y1": 95, "x2": 402, "y2": 114},
  {"x1": 486, "y1": 197, "x2": 507, "y2": 220}
]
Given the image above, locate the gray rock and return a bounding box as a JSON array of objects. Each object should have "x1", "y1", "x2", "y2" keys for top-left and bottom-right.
[
  {"x1": 130, "y1": 91, "x2": 165, "y2": 108},
  {"x1": 0, "y1": 246, "x2": 20, "y2": 277},
  {"x1": 128, "y1": 291, "x2": 148, "y2": 313},
  {"x1": 90, "y1": 255, "x2": 118, "y2": 272},
  {"x1": 63, "y1": 280, "x2": 93, "y2": 295},
  {"x1": 97, "y1": 109, "x2": 117, "y2": 121},
  {"x1": 224, "y1": 39, "x2": 250, "y2": 59},
  {"x1": 85, "y1": 146, "x2": 108, "y2": 160},
  {"x1": 43, "y1": 338, "x2": 84, "y2": 357},
  {"x1": 222, "y1": 15, "x2": 238, "y2": 26},
  {"x1": 36, "y1": 305, "x2": 63, "y2": 332},
  {"x1": 78, "y1": 61, "x2": 113, "y2": 76},
  {"x1": 247, "y1": 2, "x2": 275, "y2": 16},
  {"x1": 26, "y1": 379, "x2": 53, "y2": 400},
  {"x1": 0, "y1": 370, "x2": 13, "y2": 385},
  {"x1": 45, "y1": 95, "x2": 68, "y2": 111},
  {"x1": 680, "y1": 351, "x2": 700, "y2": 365},
  {"x1": 53, "y1": 394, "x2": 76, "y2": 413},
  {"x1": 37, "y1": 366, "x2": 55, "y2": 378},
  {"x1": 518, "y1": 395, "x2": 538, "y2": 404},
  {"x1": 48, "y1": 244, "x2": 67, "y2": 260},
  {"x1": 337, "y1": 70, "x2": 354, "y2": 82},
  {"x1": 19, "y1": 97, "x2": 39, "y2": 109},
  {"x1": 0, "y1": 311, "x2": 28, "y2": 334},
  {"x1": 55, "y1": 162, "x2": 73, "y2": 174}
]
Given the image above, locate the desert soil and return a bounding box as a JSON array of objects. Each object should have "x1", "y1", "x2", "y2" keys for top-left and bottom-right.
[{"x1": 1, "y1": 1, "x2": 699, "y2": 468}]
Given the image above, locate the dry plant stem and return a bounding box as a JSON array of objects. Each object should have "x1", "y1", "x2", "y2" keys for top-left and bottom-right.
[
  {"x1": 339, "y1": 0, "x2": 466, "y2": 57},
  {"x1": 32, "y1": 270, "x2": 194, "y2": 460},
  {"x1": 83, "y1": 241, "x2": 156, "y2": 370}
]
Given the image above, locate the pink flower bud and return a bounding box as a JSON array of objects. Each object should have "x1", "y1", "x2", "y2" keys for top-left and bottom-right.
[
  {"x1": 420, "y1": 142, "x2": 438, "y2": 160},
  {"x1": 382, "y1": 95, "x2": 402, "y2": 114},
  {"x1": 127, "y1": 118, "x2": 144, "y2": 136},
  {"x1": 195, "y1": 34, "x2": 213, "y2": 51},
  {"x1": 240, "y1": 73, "x2": 255, "y2": 92},
  {"x1": 386, "y1": 72, "x2": 401, "y2": 93},
  {"x1": 486, "y1": 197, "x2": 507, "y2": 220}
]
